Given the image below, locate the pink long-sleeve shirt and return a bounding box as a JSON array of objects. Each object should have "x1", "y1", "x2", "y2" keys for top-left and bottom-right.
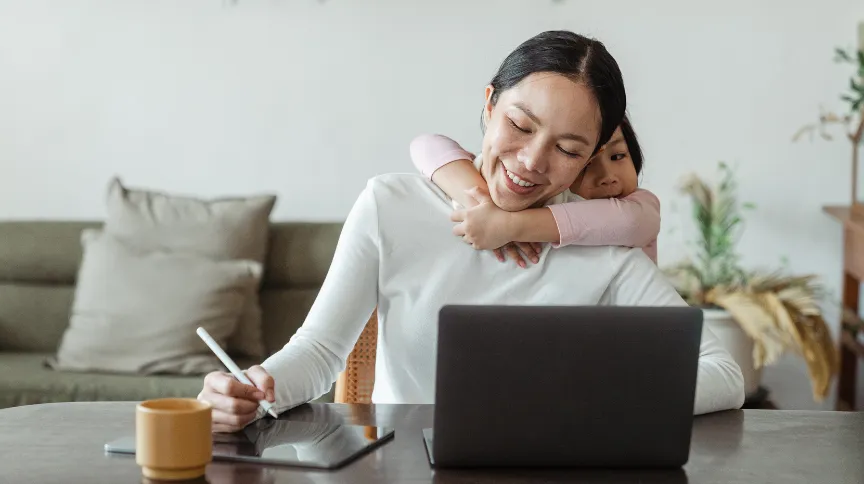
[{"x1": 409, "y1": 134, "x2": 660, "y2": 263}]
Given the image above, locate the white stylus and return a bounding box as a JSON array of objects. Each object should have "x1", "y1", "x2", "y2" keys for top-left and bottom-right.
[{"x1": 196, "y1": 327, "x2": 279, "y2": 419}]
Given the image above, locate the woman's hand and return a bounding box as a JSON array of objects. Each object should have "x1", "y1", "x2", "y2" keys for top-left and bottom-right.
[
  {"x1": 198, "y1": 365, "x2": 276, "y2": 433},
  {"x1": 451, "y1": 187, "x2": 542, "y2": 268},
  {"x1": 493, "y1": 242, "x2": 543, "y2": 268}
]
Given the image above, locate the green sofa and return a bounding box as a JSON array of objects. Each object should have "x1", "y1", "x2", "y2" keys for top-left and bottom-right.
[{"x1": 0, "y1": 220, "x2": 344, "y2": 409}]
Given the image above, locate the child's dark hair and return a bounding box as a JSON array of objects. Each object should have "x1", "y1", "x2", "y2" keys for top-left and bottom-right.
[
  {"x1": 619, "y1": 114, "x2": 643, "y2": 176},
  {"x1": 484, "y1": 30, "x2": 626, "y2": 155}
]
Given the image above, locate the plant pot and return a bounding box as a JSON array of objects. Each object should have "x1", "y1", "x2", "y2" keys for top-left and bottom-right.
[{"x1": 702, "y1": 308, "x2": 763, "y2": 397}]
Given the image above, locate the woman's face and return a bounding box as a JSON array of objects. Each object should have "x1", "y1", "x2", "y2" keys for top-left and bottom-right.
[
  {"x1": 571, "y1": 127, "x2": 638, "y2": 200},
  {"x1": 479, "y1": 73, "x2": 602, "y2": 212}
]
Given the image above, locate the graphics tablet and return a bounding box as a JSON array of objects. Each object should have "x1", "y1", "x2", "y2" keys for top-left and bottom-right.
[{"x1": 105, "y1": 418, "x2": 394, "y2": 470}]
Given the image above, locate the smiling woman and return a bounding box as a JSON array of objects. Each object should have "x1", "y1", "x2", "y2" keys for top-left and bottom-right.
[
  {"x1": 478, "y1": 31, "x2": 625, "y2": 211},
  {"x1": 480, "y1": 77, "x2": 601, "y2": 210},
  {"x1": 197, "y1": 30, "x2": 746, "y2": 433}
]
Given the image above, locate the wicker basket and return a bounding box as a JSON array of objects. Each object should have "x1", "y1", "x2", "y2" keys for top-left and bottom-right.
[{"x1": 334, "y1": 310, "x2": 378, "y2": 404}]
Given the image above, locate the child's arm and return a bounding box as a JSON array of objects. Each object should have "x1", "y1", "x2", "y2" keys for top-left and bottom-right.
[
  {"x1": 642, "y1": 239, "x2": 659, "y2": 265},
  {"x1": 408, "y1": 135, "x2": 558, "y2": 246},
  {"x1": 545, "y1": 189, "x2": 661, "y2": 249},
  {"x1": 409, "y1": 134, "x2": 486, "y2": 208},
  {"x1": 496, "y1": 189, "x2": 662, "y2": 249},
  {"x1": 411, "y1": 134, "x2": 543, "y2": 266}
]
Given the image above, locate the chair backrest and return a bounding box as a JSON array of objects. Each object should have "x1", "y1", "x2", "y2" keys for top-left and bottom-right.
[{"x1": 334, "y1": 310, "x2": 378, "y2": 404}]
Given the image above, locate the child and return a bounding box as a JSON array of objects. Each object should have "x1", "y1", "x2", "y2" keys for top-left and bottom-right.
[{"x1": 408, "y1": 115, "x2": 660, "y2": 268}]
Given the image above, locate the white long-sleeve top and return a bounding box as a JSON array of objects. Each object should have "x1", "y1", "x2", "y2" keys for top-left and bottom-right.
[{"x1": 259, "y1": 174, "x2": 745, "y2": 418}]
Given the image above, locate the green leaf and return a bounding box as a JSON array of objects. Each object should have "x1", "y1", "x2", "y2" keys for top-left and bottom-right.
[
  {"x1": 835, "y1": 47, "x2": 853, "y2": 62},
  {"x1": 851, "y1": 79, "x2": 864, "y2": 94},
  {"x1": 673, "y1": 161, "x2": 749, "y2": 292},
  {"x1": 858, "y1": 49, "x2": 864, "y2": 68},
  {"x1": 742, "y1": 202, "x2": 757, "y2": 210}
]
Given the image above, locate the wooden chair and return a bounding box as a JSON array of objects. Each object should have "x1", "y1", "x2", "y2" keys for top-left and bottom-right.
[{"x1": 333, "y1": 310, "x2": 378, "y2": 404}]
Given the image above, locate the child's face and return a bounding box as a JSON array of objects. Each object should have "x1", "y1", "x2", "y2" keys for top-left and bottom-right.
[{"x1": 571, "y1": 127, "x2": 638, "y2": 199}]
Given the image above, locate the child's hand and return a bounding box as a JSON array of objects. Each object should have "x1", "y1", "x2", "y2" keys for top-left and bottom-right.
[
  {"x1": 451, "y1": 187, "x2": 515, "y2": 251},
  {"x1": 451, "y1": 187, "x2": 542, "y2": 267}
]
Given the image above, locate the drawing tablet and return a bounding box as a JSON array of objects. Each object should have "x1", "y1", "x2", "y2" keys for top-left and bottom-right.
[{"x1": 105, "y1": 418, "x2": 395, "y2": 470}]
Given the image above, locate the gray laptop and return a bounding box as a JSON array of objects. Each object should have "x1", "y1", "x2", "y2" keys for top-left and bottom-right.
[{"x1": 423, "y1": 305, "x2": 703, "y2": 469}]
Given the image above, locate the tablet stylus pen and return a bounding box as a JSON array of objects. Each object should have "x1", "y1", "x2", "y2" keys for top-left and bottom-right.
[{"x1": 196, "y1": 327, "x2": 279, "y2": 419}]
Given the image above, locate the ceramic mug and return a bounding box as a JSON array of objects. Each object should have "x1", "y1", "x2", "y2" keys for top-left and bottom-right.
[{"x1": 136, "y1": 398, "x2": 213, "y2": 480}]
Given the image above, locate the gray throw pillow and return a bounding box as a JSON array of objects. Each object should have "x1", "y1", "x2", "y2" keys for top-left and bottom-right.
[
  {"x1": 49, "y1": 230, "x2": 262, "y2": 375},
  {"x1": 103, "y1": 177, "x2": 276, "y2": 359}
]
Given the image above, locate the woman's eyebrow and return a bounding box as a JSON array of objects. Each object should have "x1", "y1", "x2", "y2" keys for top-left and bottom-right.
[
  {"x1": 513, "y1": 102, "x2": 541, "y2": 124},
  {"x1": 560, "y1": 132, "x2": 591, "y2": 145},
  {"x1": 513, "y1": 102, "x2": 590, "y2": 146}
]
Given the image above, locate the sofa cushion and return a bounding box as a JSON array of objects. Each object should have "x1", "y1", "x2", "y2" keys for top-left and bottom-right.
[
  {"x1": 0, "y1": 284, "x2": 75, "y2": 352},
  {"x1": 260, "y1": 288, "x2": 320, "y2": 356},
  {"x1": 49, "y1": 230, "x2": 262, "y2": 375},
  {"x1": 0, "y1": 221, "x2": 345, "y2": 353},
  {"x1": 0, "y1": 353, "x2": 206, "y2": 408},
  {"x1": 0, "y1": 353, "x2": 334, "y2": 409},
  {"x1": 104, "y1": 177, "x2": 276, "y2": 359},
  {"x1": 0, "y1": 222, "x2": 100, "y2": 352},
  {"x1": 263, "y1": 223, "x2": 342, "y2": 288},
  {"x1": 0, "y1": 221, "x2": 101, "y2": 284}
]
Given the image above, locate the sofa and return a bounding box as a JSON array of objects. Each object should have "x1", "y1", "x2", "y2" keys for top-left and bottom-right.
[{"x1": 0, "y1": 220, "x2": 344, "y2": 409}]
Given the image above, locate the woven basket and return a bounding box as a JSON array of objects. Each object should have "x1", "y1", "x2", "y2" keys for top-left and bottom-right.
[{"x1": 334, "y1": 310, "x2": 378, "y2": 404}]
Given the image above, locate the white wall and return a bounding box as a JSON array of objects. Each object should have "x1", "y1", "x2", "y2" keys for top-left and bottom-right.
[{"x1": 2, "y1": 0, "x2": 863, "y2": 409}]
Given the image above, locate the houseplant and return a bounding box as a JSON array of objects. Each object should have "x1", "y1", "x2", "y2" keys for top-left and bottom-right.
[
  {"x1": 665, "y1": 162, "x2": 838, "y2": 401},
  {"x1": 792, "y1": 40, "x2": 864, "y2": 209}
]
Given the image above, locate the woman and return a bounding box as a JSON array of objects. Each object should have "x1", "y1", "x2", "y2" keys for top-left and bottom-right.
[{"x1": 199, "y1": 31, "x2": 745, "y2": 433}]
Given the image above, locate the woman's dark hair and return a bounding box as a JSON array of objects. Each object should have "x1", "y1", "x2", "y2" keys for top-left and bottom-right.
[
  {"x1": 485, "y1": 30, "x2": 627, "y2": 156},
  {"x1": 619, "y1": 114, "x2": 643, "y2": 176}
]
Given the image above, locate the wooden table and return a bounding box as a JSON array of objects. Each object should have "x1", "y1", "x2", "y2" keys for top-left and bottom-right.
[
  {"x1": 0, "y1": 402, "x2": 861, "y2": 484},
  {"x1": 824, "y1": 205, "x2": 864, "y2": 411}
]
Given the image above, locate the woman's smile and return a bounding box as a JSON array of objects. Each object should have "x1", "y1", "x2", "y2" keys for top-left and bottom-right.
[{"x1": 500, "y1": 163, "x2": 542, "y2": 195}]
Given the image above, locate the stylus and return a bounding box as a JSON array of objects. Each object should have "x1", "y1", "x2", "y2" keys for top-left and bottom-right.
[{"x1": 196, "y1": 327, "x2": 279, "y2": 419}]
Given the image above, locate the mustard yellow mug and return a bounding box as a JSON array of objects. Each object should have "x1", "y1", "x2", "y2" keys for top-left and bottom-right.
[{"x1": 135, "y1": 398, "x2": 213, "y2": 480}]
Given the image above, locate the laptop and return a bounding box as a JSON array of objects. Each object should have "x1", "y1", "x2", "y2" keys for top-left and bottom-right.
[{"x1": 423, "y1": 305, "x2": 703, "y2": 469}]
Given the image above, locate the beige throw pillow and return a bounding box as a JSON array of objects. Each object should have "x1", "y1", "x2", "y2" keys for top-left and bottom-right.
[
  {"x1": 50, "y1": 230, "x2": 262, "y2": 375},
  {"x1": 103, "y1": 177, "x2": 276, "y2": 358}
]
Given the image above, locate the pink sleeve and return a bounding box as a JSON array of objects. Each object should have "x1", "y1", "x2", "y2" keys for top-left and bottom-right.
[
  {"x1": 641, "y1": 239, "x2": 658, "y2": 265},
  {"x1": 547, "y1": 189, "x2": 661, "y2": 253},
  {"x1": 409, "y1": 134, "x2": 476, "y2": 180}
]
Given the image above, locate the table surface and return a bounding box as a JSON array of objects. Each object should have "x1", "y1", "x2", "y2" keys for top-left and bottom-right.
[{"x1": 0, "y1": 402, "x2": 861, "y2": 484}]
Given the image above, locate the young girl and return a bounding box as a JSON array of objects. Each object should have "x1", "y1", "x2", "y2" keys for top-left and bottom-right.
[{"x1": 409, "y1": 115, "x2": 660, "y2": 268}]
